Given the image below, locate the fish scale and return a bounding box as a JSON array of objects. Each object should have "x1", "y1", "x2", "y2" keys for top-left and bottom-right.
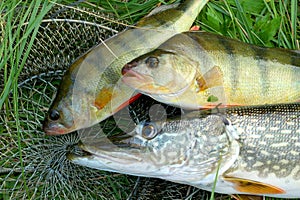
[
  {"x1": 70, "y1": 103, "x2": 300, "y2": 198},
  {"x1": 122, "y1": 31, "x2": 300, "y2": 109},
  {"x1": 43, "y1": 0, "x2": 209, "y2": 135}
]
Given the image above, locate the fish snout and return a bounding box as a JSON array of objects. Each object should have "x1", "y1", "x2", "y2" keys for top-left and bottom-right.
[{"x1": 42, "y1": 118, "x2": 69, "y2": 135}]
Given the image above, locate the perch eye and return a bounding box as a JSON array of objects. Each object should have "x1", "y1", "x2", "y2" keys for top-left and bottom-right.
[
  {"x1": 145, "y1": 57, "x2": 159, "y2": 68},
  {"x1": 49, "y1": 110, "x2": 60, "y2": 121}
]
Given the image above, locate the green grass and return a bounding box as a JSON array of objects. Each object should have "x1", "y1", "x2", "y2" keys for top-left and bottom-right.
[
  {"x1": 197, "y1": 0, "x2": 299, "y2": 49},
  {"x1": 1, "y1": 1, "x2": 54, "y2": 198},
  {"x1": 0, "y1": 0, "x2": 299, "y2": 199},
  {"x1": 0, "y1": 0, "x2": 55, "y2": 109}
]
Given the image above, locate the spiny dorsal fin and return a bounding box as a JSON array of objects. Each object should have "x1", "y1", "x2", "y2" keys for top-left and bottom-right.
[{"x1": 224, "y1": 176, "x2": 285, "y2": 194}]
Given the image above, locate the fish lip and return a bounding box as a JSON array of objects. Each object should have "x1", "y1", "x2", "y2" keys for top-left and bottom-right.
[
  {"x1": 122, "y1": 61, "x2": 139, "y2": 75},
  {"x1": 122, "y1": 69, "x2": 151, "y2": 82},
  {"x1": 43, "y1": 121, "x2": 72, "y2": 135},
  {"x1": 44, "y1": 128, "x2": 67, "y2": 135},
  {"x1": 69, "y1": 139, "x2": 143, "y2": 162},
  {"x1": 122, "y1": 69, "x2": 157, "y2": 92},
  {"x1": 122, "y1": 69, "x2": 191, "y2": 95}
]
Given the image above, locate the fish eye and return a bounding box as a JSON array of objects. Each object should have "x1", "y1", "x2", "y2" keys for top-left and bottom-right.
[
  {"x1": 141, "y1": 122, "x2": 158, "y2": 139},
  {"x1": 49, "y1": 109, "x2": 60, "y2": 121},
  {"x1": 145, "y1": 56, "x2": 159, "y2": 68}
]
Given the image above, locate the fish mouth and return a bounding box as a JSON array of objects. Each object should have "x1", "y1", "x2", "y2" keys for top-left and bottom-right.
[
  {"x1": 67, "y1": 132, "x2": 143, "y2": 160},
  {"x1": 122, "y1": 69, "x2": 156, "y2": 92},
  {"x1": 43, "y1": 121, "x2": 71, "y2": 135},
  {"x1": 122, "y1": 68, "x2": 153, "y2": 83},
  {"x1": 122, "y1": 61, "x2": 139, "y2": 75},
  {"x1": 122, "y1": 69, "x2": 176, "y2": 94},
  {"x1": 44, "y1": 128, "x2": 66, "y2": 135}
]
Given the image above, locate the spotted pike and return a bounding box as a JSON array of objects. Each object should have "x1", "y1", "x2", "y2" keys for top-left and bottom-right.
[
  {"x1": 43, "y1": 0, "x2": 209, "y2": 135},
  {"x1": 69, "y1": 103, "x2": 300, "y2": 198},
  {"x1": 122, "y1": 31, "x2": 300, "y2": 109}
]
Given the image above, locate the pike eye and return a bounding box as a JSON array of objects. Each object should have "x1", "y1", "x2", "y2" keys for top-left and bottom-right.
[
  {"x1": 145, "y1": 57, "x2": 159, "y2": 68},
  {"x1": 49, "y1": 109, "x2": 60, "y2": 121},
  {"x1": 141, "y1": 122, "x2": 158, "y2": 139}
]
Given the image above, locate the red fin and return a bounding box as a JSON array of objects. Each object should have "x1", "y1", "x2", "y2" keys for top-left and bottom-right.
[
  {"x1": 94, "y1": 88, "x2": 113, "y2": 110},
  {"x1": 115, "y1": 93, "x2": 142, "y2": 112},
  {"x1": 224, "y1": 176, "x2": 285, "y2": 194},
  {"x1": 196, "y1": 66, "x2": 224, "y2": 92}
]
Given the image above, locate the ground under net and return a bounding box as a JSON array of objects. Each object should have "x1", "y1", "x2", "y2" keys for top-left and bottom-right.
[{"x1": 0, "y1": 3, "x2": 230, "y2": 200}]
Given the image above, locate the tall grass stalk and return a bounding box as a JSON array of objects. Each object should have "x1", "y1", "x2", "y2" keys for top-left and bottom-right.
[
  {"x1": 1, "y1": 0, "x2": 54, "y2": 197},
  {"x1": 0, "y1": 0, "x2": 54, "y2": 109},
  {"x1": 0, "y1": 0, "x2": 298, "y2": 199}
]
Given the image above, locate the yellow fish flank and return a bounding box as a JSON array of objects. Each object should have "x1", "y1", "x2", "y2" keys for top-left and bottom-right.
[
  {"x1": 69, "y1": 103, "x2": 300, "y2": 198},
  {"x1": 43, "y1": 0, "x2": 209, "y2": 135},
  {"x1": 122, "y1": 31, "x2": 300, "y2": 109}
]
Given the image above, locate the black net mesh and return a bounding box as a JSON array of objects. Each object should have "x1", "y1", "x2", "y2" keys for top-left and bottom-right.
[{"x1": 0, "y1": 3, "x2": 230, "y2": 200}]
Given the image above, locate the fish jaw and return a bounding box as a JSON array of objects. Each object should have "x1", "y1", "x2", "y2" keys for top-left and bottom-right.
[
  {"x1": 43, "y1": 98, "x2": 77, "y2": 135},
  {"x1": 68, "y1": 136, "x2": 166, "y2": 177},
  {"x1": 43, "y1": 101, "x2": 90, "y2": 135},
  {"x1": 43, "y1": 120, "x2": 71, "y2": 135},
  {"x1": 122, "y1": 69, "x2": 178, "y2": 94}
]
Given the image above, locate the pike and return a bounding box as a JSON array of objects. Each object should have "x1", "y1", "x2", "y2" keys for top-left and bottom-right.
[
  {"x1": 69, "y1": 103, "x2": 300, "y2": 198},
  {"x1": 122, "y1": 31, "x2": 300, "y2": 109},
  {"x1": 43, "y1": 0, "x2": 209, "y2": 135}
]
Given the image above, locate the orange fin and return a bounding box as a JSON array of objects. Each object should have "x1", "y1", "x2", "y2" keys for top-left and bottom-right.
[
  {"x1": 94, "y1": 88, "x2": 113, "y2": 110},
  {"x1": 224, "y1": 176, "x2": 285, "y2": 194},
  {"x1": 196, "y1": 66, "x2": 224, "y2": 92},
  {"x1": 95, "y1": 88, "x2": 141, "y2": 112}
]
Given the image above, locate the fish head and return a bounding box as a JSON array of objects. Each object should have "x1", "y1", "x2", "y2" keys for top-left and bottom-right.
[
  {"x1": 122, "y1": 49, "x2": 198, "y2": 96},
  {"x1": 69, "y1": 115, "x2": 239, "y2": 185},
  {"x1": 43, "y1": 56, "x2": 99, "y2": 135},
  {"x1": 43, "y1": 92, "x2": 95, "y2": 136}
]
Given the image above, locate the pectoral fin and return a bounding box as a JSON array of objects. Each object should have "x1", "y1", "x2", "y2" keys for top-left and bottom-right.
[
  {"x1": 95, "y1": 87, "x2": 142, "y2": 112},
  {"x1": 94, "y1": 87, "x2": 113, "y2": 110},
  {"x1": 196, "y1": 66, "x2": 224, "y2": 92},
  {"x1": 224, "y1": 176, "x2": 285, "y2": 194}
]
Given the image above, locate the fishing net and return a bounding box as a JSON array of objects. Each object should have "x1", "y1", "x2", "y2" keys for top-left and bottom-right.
[{"x1": 0, "y1": 2, "x2": 230, "y2": 200}]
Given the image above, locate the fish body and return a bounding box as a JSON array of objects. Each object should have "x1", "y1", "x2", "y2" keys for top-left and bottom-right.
[
  {"x1": 122, "y1": 31, "x2": 300, "y2": 109},
  {"x1": 69, "y1": 103, "x2": 300, "y2": 198},
  {"x1": 43, "y1": 0, "x2": 209, "y2": 135}
]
